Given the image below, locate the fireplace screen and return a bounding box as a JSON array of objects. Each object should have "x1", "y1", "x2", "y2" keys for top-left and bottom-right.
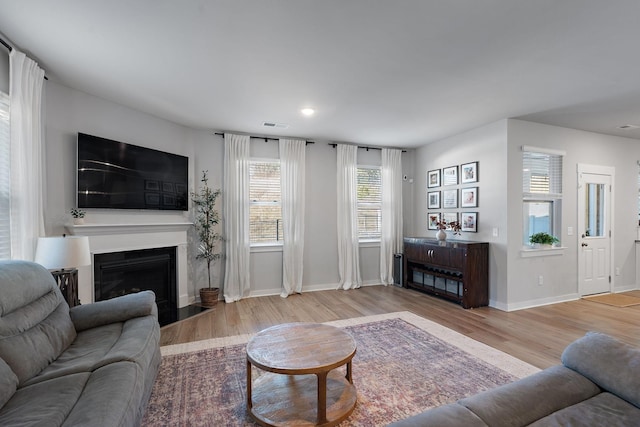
[{"x1": 94, "y1": 247, "x2": 177, "y2": 326}]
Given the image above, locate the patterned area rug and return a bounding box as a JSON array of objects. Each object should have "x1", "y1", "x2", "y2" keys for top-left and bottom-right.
[{"x1": 142, "y1": 312, "x2": 539, "y2": 426}]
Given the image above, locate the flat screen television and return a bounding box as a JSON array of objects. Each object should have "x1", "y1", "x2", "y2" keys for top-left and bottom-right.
[{"x1": 77, "y1": 133, "x2": 188, "y2": 211}]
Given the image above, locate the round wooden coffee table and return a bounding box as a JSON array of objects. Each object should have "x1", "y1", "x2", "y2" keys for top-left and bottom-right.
[{"x1": 246, "y1": 323, "x2": 357, "y2": 427}]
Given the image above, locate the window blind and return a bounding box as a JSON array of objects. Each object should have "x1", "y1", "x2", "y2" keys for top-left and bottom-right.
[
  {"x1": 249, "y1": 160, "x2": 283, "y2": 243},
  {"x1": 0, "y1": 92, "x2": 10, "y2": 259},
  {"x1": 522, "y1": 151, "x2": 563, "y2": 197},
  {"x1": 357, "y1": 166, "x2": 382, "y2": 239}
]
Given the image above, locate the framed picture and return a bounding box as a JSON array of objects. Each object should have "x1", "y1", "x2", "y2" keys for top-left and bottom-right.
[
  {"x1": 461, "y1": 212, "x2": 478, "y2": 232},
  {"x1": 427, "y1": 191, "x2": 440, "y2": 209},
  {"x1": 442, "y1": 166, "x2": 458, "y2": 186},
  {"x1": 461, "y1": 161, "x2": 478, "y2": 184},
  {"x1": 442, "y1": 189, "x2": 458, "y2": 209},
  {"x1": 162, "y1": 182, "x2": 175, "y2": 193},
  {"x1": 460, "y1": 187, "x2": 478, "y2": 208},
  {"x1": 145, "y1": 180, "x2": 159, "y2": 191},
  {"x1": 427, "y1": 169, "x2": 441, "y2": 188},
  {"x1": 443, "y1": 212, "x2": 458, "y2": 225},
  {"x1": 427, "y1": 213, "x2": 441, "y2": 230}
]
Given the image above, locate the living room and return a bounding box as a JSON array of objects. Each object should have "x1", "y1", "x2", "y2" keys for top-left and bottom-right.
[
  {"x1": 2, "y1": 1, "x2": 640, "y2": 426},
  {"x1": 2, "y1": 2, "x2": 640, "y2": 311}
]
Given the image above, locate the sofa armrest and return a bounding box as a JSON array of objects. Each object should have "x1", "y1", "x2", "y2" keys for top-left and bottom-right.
[
  {"x1": 562, "y1": 331, "x2": 640, "y2": 409},
  {"x1": 70, "y1": 290, "x2": 157, "y2": 332}
]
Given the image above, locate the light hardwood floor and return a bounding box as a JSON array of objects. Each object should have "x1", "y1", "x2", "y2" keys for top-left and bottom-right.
[{"x1": 160, "y1": 285, "x2": 640, "y2": 369}]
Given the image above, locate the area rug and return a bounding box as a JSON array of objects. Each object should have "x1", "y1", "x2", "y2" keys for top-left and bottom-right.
[
  {"x1": 142, "y1": 311, "x2": 539, "y2": 426},
  {"x1": 582, "y1": 293, "x2": 640, "y2": 307}
]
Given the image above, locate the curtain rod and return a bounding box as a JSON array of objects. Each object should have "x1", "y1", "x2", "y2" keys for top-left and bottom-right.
[
  {"x1": 214, "y1": 132, "x2": 314, "y2": 145},
  {"x1": 0, "y1": 37, "x2": 11, "y2": 52},
  {"x1": 0, "y1": 36, "x2": 49, "y2": 80},
  {"x1": 328, "y1": 143, "x2": 406, "y2": 153}
]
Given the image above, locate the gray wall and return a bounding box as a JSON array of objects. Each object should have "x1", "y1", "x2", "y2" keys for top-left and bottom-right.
[
  {"x1": 0, "y1": 47, "x2": 8, "y2": 93},
  {"x1": 42, "y1": 80, "x2": 415, "y2": 302},
  {"x1": 412, "y1": 118, "x2": 640, "y2": 310},
  {"x1": 412, "y1": 120, "x2": 509, "y2": 307},
  {"x1": 505, "y1": 119, "x2": 640, "y2": 310}
]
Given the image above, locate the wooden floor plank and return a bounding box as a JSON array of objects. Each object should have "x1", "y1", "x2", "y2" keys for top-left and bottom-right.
[{"x1": 160, "y1": 285, "x2": 640, "y2": 369}]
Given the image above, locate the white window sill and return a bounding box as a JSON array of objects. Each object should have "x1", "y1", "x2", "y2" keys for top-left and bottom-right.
[
  {"x1": 251, "y1": 243, "x2": 283, "y2": 253},
  {"x1": 520, "y1": 246, "x2": 566, "y2": 258},
  {"x1": 359, "y1": 239, "x2": 381, "y2": 248}
]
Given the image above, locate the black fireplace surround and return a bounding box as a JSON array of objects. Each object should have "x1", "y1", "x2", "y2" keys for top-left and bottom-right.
[{"x1": 94, "y1": 247, "x2": 177, "y2": 326}]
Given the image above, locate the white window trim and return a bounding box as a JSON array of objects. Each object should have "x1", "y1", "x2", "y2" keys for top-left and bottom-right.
[{"x1": 522, "y1": 147, "x2": 564, "y2": 251}]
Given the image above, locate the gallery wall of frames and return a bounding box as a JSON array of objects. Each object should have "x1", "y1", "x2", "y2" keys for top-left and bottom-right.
[{"x1": 427, "y1": 161, "x2": 479, "y2": 233}]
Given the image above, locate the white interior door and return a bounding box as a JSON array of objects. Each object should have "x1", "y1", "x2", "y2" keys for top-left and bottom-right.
[{"x1": 577, "y1": 166, "x2": 613, "y2": 296}]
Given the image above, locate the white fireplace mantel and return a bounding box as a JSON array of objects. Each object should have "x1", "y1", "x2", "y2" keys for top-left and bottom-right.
[
  {"x1": 66, "y1": 222, "x2": 193, "y2": 236},
  {"x1": 65, "y1": 222, "x2": 193, "y2": 308}
]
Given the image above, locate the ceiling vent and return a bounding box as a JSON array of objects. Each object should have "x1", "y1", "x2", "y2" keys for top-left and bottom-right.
[
  {"x1": 262, "y1": 122, "x2": 289, "y2": 129},
  {"x1": 618, "y1": 124, "x2": 640, "y2": 130}
]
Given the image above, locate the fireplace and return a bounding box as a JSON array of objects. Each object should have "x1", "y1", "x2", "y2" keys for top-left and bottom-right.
[{"x1": 94, "y1": 247, "x2": 177, "y2": 326}]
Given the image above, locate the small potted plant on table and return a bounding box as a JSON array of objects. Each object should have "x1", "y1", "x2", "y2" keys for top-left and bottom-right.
[
  {"x1": 191, "y1": 170, "x2": 223, "y2": 307},
  {"x1": 70, "y1": 208, "x2": 86, "y2": 225}
]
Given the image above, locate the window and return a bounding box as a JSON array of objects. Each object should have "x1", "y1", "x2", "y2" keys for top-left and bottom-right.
[
  {"x1": 522, "y1": 148, "x2": 563, "y2": 245},
  {"x1": 357, "y1": 166, "x2": 382, "y2": 240},
  {"x1": 249, "y1": 160, "x2": 282, "y2": 244},
  {"x1": 0, "y1": 92, "x2": 9, "y2": 259}
]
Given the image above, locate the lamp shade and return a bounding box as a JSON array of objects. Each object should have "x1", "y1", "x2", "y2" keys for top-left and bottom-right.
[{"x1": 34, "y1": 236, "x2": 91, "y2": 270}]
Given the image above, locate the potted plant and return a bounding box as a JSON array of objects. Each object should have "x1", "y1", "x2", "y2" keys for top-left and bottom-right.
[
  {"x1": 70, "y1": 207, "x2": 86, "y2": 225},
  {"x1": 529, "y1": 232, "x2": 559, "y2": 248},
  {"x1": 191, "y1": 170, "x2": 223, "y2": 307}
]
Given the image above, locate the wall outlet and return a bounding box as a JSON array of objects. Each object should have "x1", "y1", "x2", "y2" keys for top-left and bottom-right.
[
  {"x1": 538, "y1": 275, "x2": 544, "y2": 286},
  {"x1": 615, "y1": 267, "x2": 621, "y2": 276},
  {"x1": 567, "y1": 226, "x2": 573, "y2": 236},
  {"x1": 492, "y1": 227, "x2": 499, "y2": 237}
]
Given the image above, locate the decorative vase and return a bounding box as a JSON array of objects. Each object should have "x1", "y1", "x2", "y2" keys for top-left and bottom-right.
[
  {"x1": 199, "y1": 288, "x2": 219, "y2": 308},
  {"x1": 436, "y1": 229, "x2": 447, "y2": 241},
  {"x1": 73, "y1": 218, "x2": 85, "y2": 225}
]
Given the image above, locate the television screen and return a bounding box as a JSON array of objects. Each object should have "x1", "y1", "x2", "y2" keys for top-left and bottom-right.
[{"x1": 77, "y1": 133, "x2": 188, "y2": 211}]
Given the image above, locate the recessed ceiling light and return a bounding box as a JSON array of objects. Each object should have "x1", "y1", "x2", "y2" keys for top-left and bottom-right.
[{"x1": 301, "y1": 108, "x2": 315, "y2": 116}]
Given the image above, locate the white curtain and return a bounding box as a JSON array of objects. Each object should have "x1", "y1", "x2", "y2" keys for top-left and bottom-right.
[
  {"x1": 380, "y1": 148, "x2": 403, "y2": 285},
  {"x1": 279, "y1": 138, "x2": 306, "y2": 297},
  {"x1": 223, "y1": 133, "x2": 251, "y2": 302},
  {"x1": 336, "y1": 144, "x2": 361, "y2": 290},
  {"x1": 9, "y1": 49, "x2": 45, "y2": 261}
]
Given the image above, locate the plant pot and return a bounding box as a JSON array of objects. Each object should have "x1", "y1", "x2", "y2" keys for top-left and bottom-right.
[
  {"x1": 73, "y1": 218, "x2": 85, "y2": 225},
  {"x1": 199, "y1": 288, "x2": 219, "y2": 307},
  {"x1": 436, "y1": 229, "x2": 447, "y2": 241}
]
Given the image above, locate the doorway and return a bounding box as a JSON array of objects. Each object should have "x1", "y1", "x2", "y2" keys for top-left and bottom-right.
[{"x1": 577, "y1": 164, "x2": 614, "y2": 296}]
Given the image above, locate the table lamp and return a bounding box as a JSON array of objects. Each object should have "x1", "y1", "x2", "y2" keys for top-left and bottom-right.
[{"x1": 34, "y1": 235, "x2": 91, "y2": 307}]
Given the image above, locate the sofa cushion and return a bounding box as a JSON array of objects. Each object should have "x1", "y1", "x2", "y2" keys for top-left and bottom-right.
[
  {"x1": 0, "y1": 357, "x2": 18, "y2": 408},
  {"x1": 0, "y1": 261, "x2": 77, "y2": 384},
  {"x1": 458, "y1": 365, "x2": 600, "y2": 427},
  {"x1": 22, "y1": 322, "x2": 123, "y2": 387},
  {"x1": 0, "y1": 372, "x2": 91, "y2": 426},
  {"x1": 561, "y1": 331, "x2": 640, "y2": 409},
  {"x1": 63, "y1": 361, "x2": 146, "y2": 427},
  {"x1": 528, "y1": 392, "x2": 640, "y2": 426}
]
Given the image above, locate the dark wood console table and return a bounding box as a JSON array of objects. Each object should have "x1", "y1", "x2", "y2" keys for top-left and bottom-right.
[{"x1": 403, "y1": 237, "x2": 488, "y2": 308}]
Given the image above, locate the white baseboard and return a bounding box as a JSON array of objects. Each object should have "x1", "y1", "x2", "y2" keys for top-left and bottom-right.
[{"x1": 491, "y1": 293, "x2": 580, "y2": 312}]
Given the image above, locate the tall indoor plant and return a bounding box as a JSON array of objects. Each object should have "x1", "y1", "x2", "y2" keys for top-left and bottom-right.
[{"x1": 191, "y1": 170, "x2": 223, "y2": 307}]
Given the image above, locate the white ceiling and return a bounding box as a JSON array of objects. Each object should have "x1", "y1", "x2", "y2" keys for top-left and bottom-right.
[{"x1": 2, "y1": 0, "x2": 640, "y2": 148}]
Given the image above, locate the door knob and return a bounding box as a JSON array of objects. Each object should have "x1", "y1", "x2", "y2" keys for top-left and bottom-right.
[{"x1": 581, "y1": 242, "x2": 588, "y2": 247}]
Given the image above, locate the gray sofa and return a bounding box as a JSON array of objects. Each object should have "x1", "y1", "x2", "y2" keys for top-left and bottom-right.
[
  {"x1": 389, "y1": 331, "x2": 640, "y2": 426},
  {"x1": 0, "y1": 260, "x2": 161, "y2": 427}
]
